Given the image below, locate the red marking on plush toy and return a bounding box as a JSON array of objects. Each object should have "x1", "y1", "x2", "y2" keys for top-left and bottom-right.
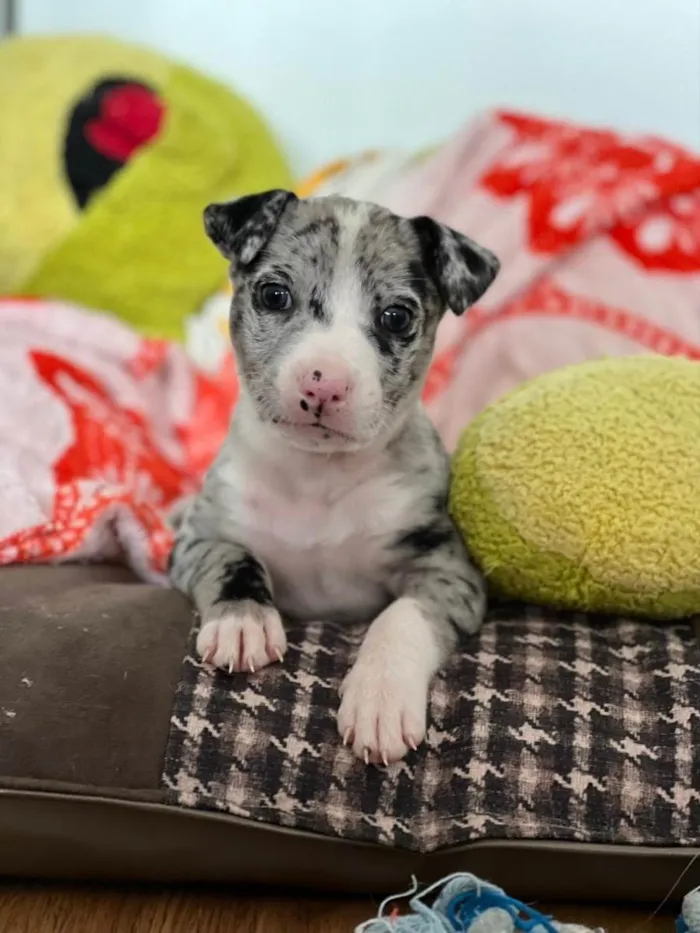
[{"x1": 85, "y1": 83, "x2": 165, "y2": 162}]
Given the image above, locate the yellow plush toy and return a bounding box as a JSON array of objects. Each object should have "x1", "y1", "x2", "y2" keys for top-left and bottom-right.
[
  {"x1": 449, "y1": 355, "x2": 700, "y2": 620},
  {"x1": 0, "y1": 34, "x2": 291, "y2": 338}
]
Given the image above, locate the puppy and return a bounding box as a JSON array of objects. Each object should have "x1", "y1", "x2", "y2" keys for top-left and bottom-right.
[{"x1": 169, "y1": 190, "x2": 500, "y2": 765}]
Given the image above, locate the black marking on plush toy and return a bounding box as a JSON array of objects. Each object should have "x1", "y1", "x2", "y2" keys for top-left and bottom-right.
[
  {"x1": 64, "y1": 76, "x2": 162, "y2": 209},
  {"x1": 215, "y1": 556, "x2": 272, "y2": 606}
]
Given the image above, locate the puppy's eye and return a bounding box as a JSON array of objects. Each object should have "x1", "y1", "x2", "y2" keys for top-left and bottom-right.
[
  {"x1": 379, "y1": 305, "x2": 413, "y2": 335},
  {"x1": 259, "y1": 283, "x2": 292, "y2": 312}
]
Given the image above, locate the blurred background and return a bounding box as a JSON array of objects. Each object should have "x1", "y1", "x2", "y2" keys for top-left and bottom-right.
[
  {"x1": 1, "y1": 0, "x2": 700, "y2": 573},
  {"x1": 13, "y1": 0, "x2": 700, "y2": 173}
]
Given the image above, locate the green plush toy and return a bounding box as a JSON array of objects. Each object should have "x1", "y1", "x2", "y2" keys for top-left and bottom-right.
[
  {"x1": 0, "y1": 35, "x2": 292, "y2": 338},
  {"x1": 449, "y1": 355, "x2": 700, "y2": 620}
]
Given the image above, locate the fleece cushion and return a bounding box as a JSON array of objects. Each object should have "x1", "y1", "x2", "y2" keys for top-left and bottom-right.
[{"x1": 449, "y1": 355, "x2": 700, "y2": 619}]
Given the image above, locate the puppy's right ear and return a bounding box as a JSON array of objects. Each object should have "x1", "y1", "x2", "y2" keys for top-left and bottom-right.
[
  {"x1": 204, "y1": 189, "x2": 297, "y2": 267},
  {"x1": 412, "y1": 215, "x2": 500, "y2": 315}
]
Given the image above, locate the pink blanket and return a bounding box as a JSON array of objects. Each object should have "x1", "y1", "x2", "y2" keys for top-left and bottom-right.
[
  {"x1": 2, "y1": 110, "x2": 699, "y2": 579},
  {"x1": 384, "y1": 111, "x2": 700, "y2": 447},
  {"x1": 0, "y1": 298, "x2": 236, "y2": 582}
]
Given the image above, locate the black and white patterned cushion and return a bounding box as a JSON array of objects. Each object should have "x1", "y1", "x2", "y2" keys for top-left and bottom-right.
[{"x1": 163, "y1": 603, "x2": 700, "y2": 852}]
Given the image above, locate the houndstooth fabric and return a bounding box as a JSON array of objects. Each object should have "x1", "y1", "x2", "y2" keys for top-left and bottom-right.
[{"x1": 162, "y1": 604, "x2": 700, "y2": 853}]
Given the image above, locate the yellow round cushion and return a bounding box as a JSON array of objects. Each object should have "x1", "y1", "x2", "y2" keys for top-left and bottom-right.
[{"x1": 449, "y1": 355, "x2": 700, "y2": 619}]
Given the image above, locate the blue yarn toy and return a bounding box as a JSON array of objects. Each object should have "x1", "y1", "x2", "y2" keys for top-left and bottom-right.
[
  {"x1": 354, "y1": 874, "x2": 599, "y2": 933},
  {"x1": 679, "y1": 887, "x2": 700, "y2": 933},
  {"x1": 356, "y1": 874, "x2": 700, "y2": 933}
]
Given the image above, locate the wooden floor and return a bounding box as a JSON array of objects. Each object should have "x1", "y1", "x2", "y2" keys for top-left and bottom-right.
[{"x1": 0, "y1": 886, "x2": 674, "y2": 933}]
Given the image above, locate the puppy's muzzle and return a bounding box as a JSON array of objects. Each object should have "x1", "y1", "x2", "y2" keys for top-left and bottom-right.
[{"x1": 294, "y1": 359, "x2": 354, "y2": 420}]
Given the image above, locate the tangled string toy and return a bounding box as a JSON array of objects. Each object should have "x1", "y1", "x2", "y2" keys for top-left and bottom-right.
[{"x1": 355, "y1": 873, "x2": 700, "y2": 933}]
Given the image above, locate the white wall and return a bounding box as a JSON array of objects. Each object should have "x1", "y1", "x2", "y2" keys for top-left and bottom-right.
[{"x1": 19, "y1": 0, "x2": 700, "y2": 175}]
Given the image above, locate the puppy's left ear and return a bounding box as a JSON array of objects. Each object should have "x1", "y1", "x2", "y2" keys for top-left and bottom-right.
[
  {"x1": 412, "y1": 216, "x2": 500, "y2": 315},
  {"x1": 204, "y1": 189, "x2": 297, "y2": 267}
]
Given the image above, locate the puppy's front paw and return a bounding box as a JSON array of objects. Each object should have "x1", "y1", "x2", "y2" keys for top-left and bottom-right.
[
  {"x1": 197, "y1": 601, "x2": 287, "y2": 674},
  {"x1": 337, "y1": 659, "x2": 428, "y2": 766}
]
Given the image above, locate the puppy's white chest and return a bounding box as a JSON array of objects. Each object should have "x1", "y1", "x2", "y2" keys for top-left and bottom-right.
[{"x1": 232, "y1": 472, "x2": 409, "y2": 623}]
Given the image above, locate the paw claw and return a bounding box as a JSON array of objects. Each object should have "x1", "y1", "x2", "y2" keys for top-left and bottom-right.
[
  {"x1": 337, "y1": 659, "x2": 428, "y2": 765},
  {"x1": 197, "y1": 604, "x2": 287, "y2": 675},
  {"x1": 274, "y1": 648, "x2": 285, "y2": 663}
]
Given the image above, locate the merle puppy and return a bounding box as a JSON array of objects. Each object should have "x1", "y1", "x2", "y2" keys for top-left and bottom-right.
[{"x1": 169, "y1": 190, "x2": 499, "y2": 765}]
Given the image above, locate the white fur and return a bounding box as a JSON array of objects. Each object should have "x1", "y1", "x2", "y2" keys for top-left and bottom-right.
[
  {"x1": 213, "y1": 397, "x2": 420, "y2": 624},
  {"x1": 276, "y1": 207, "x2": 383, "y2": 442},
  {"x1": 337, "y1": 597, "x2": 441, "y2": 764},
  {"x1": 198, "y1": 602, "x2": 287, "y2": 673}
]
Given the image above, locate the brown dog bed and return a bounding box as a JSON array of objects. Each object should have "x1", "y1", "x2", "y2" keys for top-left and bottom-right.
[{"x1": 1, "y1": 563, "x2": 699, "y2": 902}]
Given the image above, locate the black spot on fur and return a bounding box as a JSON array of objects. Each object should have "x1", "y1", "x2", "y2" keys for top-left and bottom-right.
[
  {"x1": 367, "y1": 325, "x2": 392, "y2": 358},
  {"x1": 433, "y1": 491, "x2": 448, "y2": 511},
  {"x1": 167, "y1": 534, "x2": 199, "y2": 572},
  {"x1": 309, "y1": 287, "x2": 325, "y2": 322},
  {"x1": 300, "y1": 399, "x2": 309, "y2": 411},
  {"x1": 463, "y1": 576, "x2": 481, "y2": 599},
  {"x1": 312, "y1": 370, "x2": 322, "y2": 380},
  {"x1": 293, "y1": 217, "x2": 340, "y2": 248},
  {"x1": 408, "y1": 259, "x2": 431, "y2": 302},
  {"x1": 215, "y1": 556, "x2": 272, "y2": 606},
  {"x1": 398, "y1": 521, "x2": 453, "y2": 554},
  {"x1": 412, "y1": 216, "x2": 447, "y2": 302},
  {"x1": 367, "y1": 307, "x2": 417, "y2": 360}
]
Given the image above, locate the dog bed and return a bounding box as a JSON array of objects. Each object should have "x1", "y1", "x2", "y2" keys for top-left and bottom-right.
[{"x1": 2, "y1": 562, "x2": 699, "y2": 903}]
